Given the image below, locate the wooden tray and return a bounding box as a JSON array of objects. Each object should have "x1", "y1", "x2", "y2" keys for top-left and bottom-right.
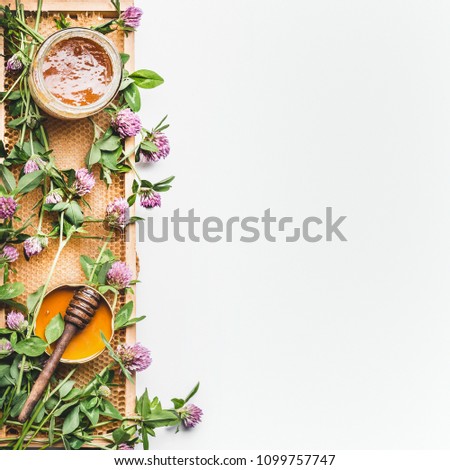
[{"x1": 0, "y1": 0, "x2": 137, "y2": 444}]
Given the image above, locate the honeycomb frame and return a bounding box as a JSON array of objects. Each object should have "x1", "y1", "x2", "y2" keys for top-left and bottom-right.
[{"x1": 0, "y1": 0, "x2": 137, "y2": 446}]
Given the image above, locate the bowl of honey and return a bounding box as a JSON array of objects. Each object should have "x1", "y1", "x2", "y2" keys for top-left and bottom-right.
[
  {"x1": 34, "y1": 284, "x2": 114, "y2": 364},
  {"x1": 29, "y1": 28, "x2": 122, "y2": 120}
]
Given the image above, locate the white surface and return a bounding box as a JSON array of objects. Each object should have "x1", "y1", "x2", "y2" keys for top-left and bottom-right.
[{"x1": 134, "y1": 0, "x2": 450, "y2": 449}]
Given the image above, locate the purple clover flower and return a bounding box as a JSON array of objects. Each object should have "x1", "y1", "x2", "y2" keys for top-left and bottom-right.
[
  {"x1": 140, "y1": 133, "x2": 171, "y2": 163},
  {"x1": 0, "y1": 197, "x2": 17, "y2": 220},
  {"x1": 2, "y1": 245, "x2": 19, "y2": 263},
  {"x1": 106, "y1": 261, "x2": 133, "y2": 290},
  {"x1": 116, "y1": 343, "x2": 152, "y2": 373},
  {"x1": 118, "y1": 443, "x2": 135, "y2": 451},
  {"x1": 180, "y1": 404, "x2": 203, "y2": 428},
  {"x1": 75, "y1": 168, "x2": 96, "y2": 197},
  {"x1": 24, "y1": 159, "x2": 40, "y2": 174},
  {"x1": 45, "y1": 191, "x2": 63, "y2": 205},
  {"x1": 6, "y1": 310, "x2": 28, "y2": 332},
  {"x1": 24, "y1": 156, "x2": 44, "y2": 174},
  {"x1": 105, "y1": 197, "x2": 129, "y2": 229},
  {"x1": 24, "y1": 236, "x2": 47, "y2": 260},
  {"x1": 121, "y1": 6, "x2": 143, "y2": 29},
  {"x1": 6, "y1": 54, "x2": 23, "y2": 73},
  {"x1": 0, "y1": 338, "x2": 12, "y2": 357},
  {"x1": 112, "y1": 109, "x2": 142, "y2": 138},
  {"x1": 139, "y1": 190, "x2": 161, "y2": 209}
]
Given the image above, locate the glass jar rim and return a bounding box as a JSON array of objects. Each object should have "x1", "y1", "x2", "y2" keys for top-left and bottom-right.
[{"x1": 30, "y1": 27, "x2": 122, "y2": 119}]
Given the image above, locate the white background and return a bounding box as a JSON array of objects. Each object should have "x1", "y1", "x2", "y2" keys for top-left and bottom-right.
[{"x1": 134, "y1": 0, "x2": 450, "y2": 449}]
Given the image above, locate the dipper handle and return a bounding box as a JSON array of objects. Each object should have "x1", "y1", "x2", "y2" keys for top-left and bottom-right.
[{"x1": 18, "y1": 287, "x2": 101, "y2": 423}]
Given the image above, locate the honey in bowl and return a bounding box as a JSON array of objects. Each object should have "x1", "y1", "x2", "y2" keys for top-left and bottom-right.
[
  {"x1": 42, "y1": 37, "x2": 113, "y2": 107},
  {"x1": 35, "y1": 285, "x2": 113, "y2": 363}
]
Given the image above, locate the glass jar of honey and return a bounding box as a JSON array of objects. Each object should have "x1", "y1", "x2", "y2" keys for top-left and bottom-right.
[{"x1": 29, "y1": 28, "x2": 122, "y2": 120}]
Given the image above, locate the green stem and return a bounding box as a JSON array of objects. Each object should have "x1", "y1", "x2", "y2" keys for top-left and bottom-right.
[
  {"x1": 29, "y1": 217, "x2": 70, "y2": 335},
  {"x1": 38, "y1": 436, "x2": 63, "y2": 450},
  {"x1": 111, "y1": 292, "x2": 119, "y2": 314},
  {"x1": 13, "y1": 397, "x2": 46, "y2": 449},
  {"x1": 15, "y1": 216, "x2": 73, "y2": 395},
  {"x1": 126, "y1": 157, "x2": 141, "y2": 184},
  {"x1": 0, "y1": 72, "x2": 25, "y2": 103},
  {"x1": 23, "y1": 398, "x2": 61, "y2": 450},
  {"x1": 14, "y1": 18, "x2": 44, "y2": 43},
  {"x1": 6, "y1": 420, "x2": 61, "y2": 433},
  {"x1": 88, "y1": 230, "x2": 113, "y2": 283},
  {"x1": 34, "y1": 0, "x2": 43, "y2": 33}
]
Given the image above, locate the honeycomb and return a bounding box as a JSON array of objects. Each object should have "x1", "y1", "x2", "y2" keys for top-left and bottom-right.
[{"x1": 1, "y1": 11, "x2": 137, "y2": 443}]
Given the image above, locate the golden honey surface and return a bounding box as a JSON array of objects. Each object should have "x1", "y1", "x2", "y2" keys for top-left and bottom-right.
[
  {"x1": 35, "y1": 286, "x2": 113, "y2": 361},
  {"x1": 42, "y1": 37, "x2": 113, "y2": 107}
]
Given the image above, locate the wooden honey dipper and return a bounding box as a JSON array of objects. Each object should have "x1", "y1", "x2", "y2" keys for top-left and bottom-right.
[{"x1": 18, "y1": 286, "x2": 102, "y2": 423}]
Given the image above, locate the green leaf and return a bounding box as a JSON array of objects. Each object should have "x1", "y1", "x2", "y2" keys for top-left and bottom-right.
[
  {"x1": 49, "y1": 415, "x2": 55, "y2": 446},
  {"x1": 45, "y1": 313, "x2": 64, "y2": 344},
  {"x1": 127, "y1": 193, "x2": 137, "y2": 207},
  {"x1": 120, "y1": 53, "x2": 130, "y2": 65},
  {"x1": 129, "y1": 69, "x2": 164, "y2": 89},
  {"x1": 101, "y1": 332, "x2": 134, "y2": 383},
  {"x1": 61, "y1": 388, "x2": 82, "y2": 402},
  {"x1": 140, "y1": 140, "x2": 159, "y2": 152},
  {"x1": 59, "y1": 380, "x2": 76, "y2": 399},
  {"x1": 119, "y1": 77, "x2": 134, "y2": 91},
  {"x1": 86, "y1": 143, "x2": 101, "y2": 167},
  {"x1": 102, "y1": 399, "x2": 123, "y2": 420},
  {"x1": 114, "y1": 301, "x2": 133, "y2": 330},
  {"x1": 1, "y1": 299, "x2": 27, "y2": 313},
  {"x1": 65, "y1": 200, "x2": 84, "y2": 227},
  {"x1": 0, "y1": 282, "x2": 25, "y2": 300},
  {"x1": 0, "y1": 165, "x2": 16, "y2": 192},
  {"x1": 156, "y1": 175, "x2": 175, "y2": 186},
  {"x1": 153, "y1": 184, "x2": 172, "y2": 192},
  {"x1": 27, "y1": 285, "x2": 44, "y2": 313},
  {"x1": 141, "y1": 425, "x2": 149, "y2": 450},
  {"x1": 54, "y1": 401, "x2": 78, "y2": 417},
  {"x1": 10, "y1": 393, "x2": 27, "y2": 418},
  {"x1": 171, "y1": 398, "x2": 185, "y2": 409},
  {"x1": 54, "y1": 12, "x2": 71, "y2": 30},
  {"x1": 136, "y1": 388, "x2": 151, "y2": 419},
  {"x1": 62, "y1": 405, "x2": 80, "y2": 435},
  {"x1": 96, "y1": 134, "x2": 121, "y2": 152},
  {"x1": 100, "y1": 147, "x2": 122, "y2": 170},
  {"x1": 185, "y1": 382, "x2": 200, "y2": 402},
  {"x1": 140, "y1": 180, "x2": 154, "y2": 189},
  {"x1": 116, "y1": 316, "x2": 146, "y2": 330},
  {"x1": 16, "y1": 170, "x2": 44, "y2": 194},
  {"x1": 50, "y1": 201, "x2": 70, "y2": 212},
  {"x1": 7, "y1": 116, "x2": 26, "y2": 129},
  {"x1": 97, "y1": 261, "x2": 112, "y2": 285},
  {"x1": 0, "y1": 141, "x2": 6, "y2": 158},
  {"x1": 14, "y1": 336, "x2": 48, "y2": 357},
  {"x1": 80, "y1": 255, "x2": 95, "y2": 280},
  {"x1": 112, "y1": 427, "x2": 131, "y2": 444},
  {"x1": 124, "y1": 83, "x2": 141, "y2": 112},
  {"x1": 144, "y1": 409, "x2": 180, "y2": 428},
  {"x1": 81, "y1": 403, "x2": 99, "y2": 426}
]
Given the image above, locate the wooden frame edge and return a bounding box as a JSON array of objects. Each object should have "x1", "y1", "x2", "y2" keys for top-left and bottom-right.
[{"x1": 8, "y1": 0, "x2": 134, "y2": 12}]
